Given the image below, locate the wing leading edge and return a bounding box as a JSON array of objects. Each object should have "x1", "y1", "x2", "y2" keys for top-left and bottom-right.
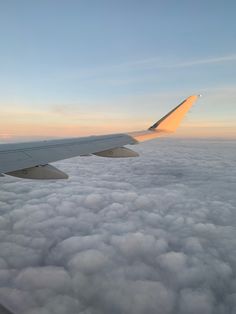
[{"x1": 0, "y1": 95, "x2": 200, "y2": 179}]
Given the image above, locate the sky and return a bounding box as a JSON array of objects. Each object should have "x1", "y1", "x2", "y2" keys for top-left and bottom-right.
[
  {"x1": 0, "y1": 0, "x2": 236, "y2": 139},
  {"x1": 0, "y1": 138, "x2": 236, "y2": 314},
  {"x1": 1, "y1": 3, "x2": 236, "y2": 313}
]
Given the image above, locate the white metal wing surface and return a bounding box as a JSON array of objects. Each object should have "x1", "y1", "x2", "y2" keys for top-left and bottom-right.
[{"x1": 0, "y1": 95, "x2": 200, "y2": 179}]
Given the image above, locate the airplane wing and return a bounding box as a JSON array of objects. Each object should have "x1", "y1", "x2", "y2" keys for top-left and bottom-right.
[{"x1": 0, "y1": 95, "x2": 199, "y2": 179}]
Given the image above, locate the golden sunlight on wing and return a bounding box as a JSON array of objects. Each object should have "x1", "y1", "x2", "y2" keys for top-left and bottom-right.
[
  {"x1": 129, "y1": 95, "x2": 200, "y2": 142},
  {"x1": 149, "y1": 95, "x2": 200, "y2": 132}
]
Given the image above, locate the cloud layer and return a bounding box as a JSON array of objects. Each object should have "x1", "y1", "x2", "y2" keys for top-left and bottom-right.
[{"x1": 0, "y1": 138, "x2": 235, "y2": 314}]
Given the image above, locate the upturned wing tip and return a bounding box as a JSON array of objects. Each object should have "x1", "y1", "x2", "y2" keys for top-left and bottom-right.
[{"x1": 148, "y1": 94, "x2": 200, "y2": 132}]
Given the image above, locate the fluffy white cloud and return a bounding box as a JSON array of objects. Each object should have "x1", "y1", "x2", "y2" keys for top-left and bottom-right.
[{"x1": 0, "y1": 138, "x2": 235, "y2": 314}]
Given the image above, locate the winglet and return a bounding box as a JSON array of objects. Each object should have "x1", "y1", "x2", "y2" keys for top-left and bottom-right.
[
  {"x1": 148, "y1": 95, "x2": 200, "y2": 133},
  {"x1": 128, "y1": 95, "x2": 200, "y2": 143}
]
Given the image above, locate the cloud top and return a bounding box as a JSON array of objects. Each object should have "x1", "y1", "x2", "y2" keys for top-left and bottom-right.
[{"x1": 0, "y1": 138, "x2": 235, "y2": 314}]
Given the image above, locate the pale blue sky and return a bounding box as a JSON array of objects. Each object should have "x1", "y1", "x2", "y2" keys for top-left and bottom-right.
[{"x1": 0, "y1": 0, "x2": 236, "y2": 138}]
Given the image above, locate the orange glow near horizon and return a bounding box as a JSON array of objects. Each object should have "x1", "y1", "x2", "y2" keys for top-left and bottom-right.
[{"x1": 0, "y1": 106, "x2": 235, "y2": 141}]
